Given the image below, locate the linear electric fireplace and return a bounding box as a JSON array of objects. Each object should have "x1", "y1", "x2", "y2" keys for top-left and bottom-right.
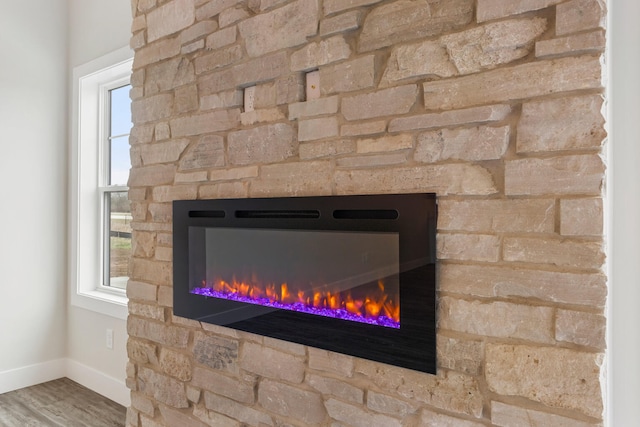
[{"x1": 173, "y1": 193, "x2": 437, "y2": 373}]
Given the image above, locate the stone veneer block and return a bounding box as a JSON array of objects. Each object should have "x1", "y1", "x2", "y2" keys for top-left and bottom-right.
[
  {"x1": 131, "y1": 94, "x2": 173, "y2": 124},
  {"x1": 146, "y1": 0, "x2": 195, "y2": 42},
  {"x1": 250, "y1": 161, "x2": 333, "y2": 197},
  {"x1": 356, "y1": 134, "x2": 413, "y2": 154},
  {"x1": 138, "y1": 140, "x2": 190, "y2": 166},
  {"x1": 342, "y1": 85, "x2": 417, "y2": 121},
  {"x1": 289, "y1": 96, "x2": 339, "y2": 120},
  {"x1": 389, "y1": 104, "x2": 511, "y2": 132},
  {"x1": 491, "y1": 401, "x2": 598, "y2": 427},
  {"x1": 366, "y1": 390, "x2": 420, "y2": 417},
  {"x1": 204, "y1": 392, "x2": 273, "y2": 426},
  {"x1": 341, "y1": 120, "x2": 386, "y2": 136},
  {"x1": 196, "y1": 0, "x2": 243, "y2": 20},
  {"x1": 308, "y1": 347, "x2": 355, "y2": 377},
  {"x1": 381, "y1": 40, "x2": 456, "y2": 85},
  {"x1": 128, "y1": 317, "x2": 189, "y2": 348},
  {"x1": 323, "y1": 0, "x2": 383, "y2": 15},
  {"x1": 477, "y1": 0, "x2": 564, "y2": 22},
  {"x1": 419, "y1": 411, "x2": 487, "y2": 427},
  {"x1": 194, "y1": 45, "x2": 243, "y2": 74},
  {"x1": 438, "y1": 198, "x2": 555, "y2": 233},
  {"x1": 319, "y1": 55, "x2": 376, "y2": 95},
  {"x1": 206, "y1": 26, "x2": 237, "y2": 50},
  {"x1": 299, "y1": 139, "x2": 357, "y2": 159},
  {"x1": 190, "y1": 367, "x2": 255, "y2": 403},
  {"x1": 437, "y1": 335, "x2": 483, "y2": 376},
  {"x1": 240, "y1": 342, "x2": 305, "y2": 383},
  {"x1": 238, "y1": 0, "x2": 318, "y2": 57},
  {"x1": 170, "y1": 109, "x2": 241, "y2": 137},
  {"x1": 299, "y1": 117, "x2": 339, "y2": 141},
  {"x1": 227, "y1": 123, "x2": 296, "y2": 165},
  {"x1": 138, "y1": 367, "x2": 189, "y2": 408},
  {"x1": 503, "y1": 236, "x2": 605, "y2": 269},
  {"x1": 437, "y1": 233, "x2": 500, "y2": 262},
  {"x1": 556, "y1": 309, "x2": 606, "y2": 349},
  {"x1": 335, "y1": 164, "x2": 498, "y2": 195},
  {"x1": 423, "y1": 56, "x2": 603, "y2": 110},
  {"x1": 560, "y1": 198, "x2": 604, "y2": 236},
  {"x1": 133, "y1": 37, "x2": 181, "y2": 69},
  {"x1": 179, "y1": 135, "x2": 225, "y2": 170},
  {"x1": 556, "y1": 0, "x2": 606, "y2": 36},
  {"x1": 336, "y1": 152, "x2": 407, "y2": 168},
  {"x1": 307, "y1": 374, "x2": 363, "y2": 403},
  {"x1": 129, "y1": 164, "x2": 176, "y2": 187},
  {"x1": 324, "y1": 399, "x2": 403, "y2": 427},
  {"x1": 439, "y1": 264, "x2": 607, "y2": 307},
  {"x1": 536, "y1": 29, "x2": 606, "y2": 58},
  {"x1": 517, "y1": 94, "x2": 605, "y2": 153},
  {"x1": 199, "y1": 51, "x2": 288, "y2": 93},
  {"x1": 485, "y1": 344, "x2": 604, "y2": 418},
  {"x1": 258, "y1": 380, "x2": 326, "y2": 424},
  {"x1": 358, "y1": 0, "x2": 473, "y2": 52},
  {"x1": 320, "y1": 10, "x2": 361, "y2": 36},
  {"x1": 145, "y1": 58, "x2": 195, "y2": 95},
  {"x1": 159, "y1": 405, "x2": 212, "y2": 427},
  {"x1": 290, "y1": 36, "x2": 352, "y2": 72},
  {"x1": 505, "y1": 154, "x2": 605, "y2": 196},
  {"x1": 180, "y1": 20, "x2": 218, "y2": 45},
  {"x1": 439, "y1": 296, "x2": 555, "y2": 343},
  {"x1": 415, "y1": 126, "x2": 510, "y2": 162}
]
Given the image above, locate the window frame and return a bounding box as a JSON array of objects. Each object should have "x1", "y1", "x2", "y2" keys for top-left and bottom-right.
[{"x1": 70, "y1": 46, "x2": 133, "y2": 319}]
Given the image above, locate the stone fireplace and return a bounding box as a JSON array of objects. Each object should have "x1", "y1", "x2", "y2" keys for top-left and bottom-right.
[{"x1": 126, "y1": 0, "x2": 607, "y2": 425}]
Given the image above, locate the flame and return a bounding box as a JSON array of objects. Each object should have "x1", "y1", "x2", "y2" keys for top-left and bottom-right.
[{"x1": 201, "y1": 275, "x2": 400, "y2": 323}]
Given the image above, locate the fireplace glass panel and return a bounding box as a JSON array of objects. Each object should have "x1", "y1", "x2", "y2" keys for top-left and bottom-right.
[{"x1": 190, "y1": 227, "x2": 400, "y2": 328}]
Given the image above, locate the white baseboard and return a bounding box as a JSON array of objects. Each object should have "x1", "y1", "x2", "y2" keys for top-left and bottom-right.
[
  {"x1": 0, "y1": 358, "x2": 67, "y2": 395},
  {"x1": 66, "y1": 359, "x2": 130, "y2": 407},
  {"x1": 0, "y1": 358, "x2": 130, "y2": 408}
]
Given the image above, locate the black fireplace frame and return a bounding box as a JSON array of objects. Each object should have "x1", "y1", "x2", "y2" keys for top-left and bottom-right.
[{"x1": 173, "y1": 193, "x2": 437, "y2": 374}]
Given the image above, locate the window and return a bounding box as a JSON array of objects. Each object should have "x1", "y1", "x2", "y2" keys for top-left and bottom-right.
[{"x1": 70, "y1": 47, "x2": 133, "y2": 319}]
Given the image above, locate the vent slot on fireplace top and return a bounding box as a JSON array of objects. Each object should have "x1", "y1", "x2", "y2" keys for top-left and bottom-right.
[{"x1": 235, "y1": 210, "x2": 320, "y2": 219}]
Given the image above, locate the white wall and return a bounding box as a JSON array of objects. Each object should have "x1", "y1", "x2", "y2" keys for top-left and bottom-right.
[
  {"x1": 609, "y1": 0, "x2": 640, "y2": 424},
  {"x1": 0, "y1": 0, "x2": 69, "y2": 391},
  {"x1": 66, "y1": 0, "x2": 132, "y2": 406}
]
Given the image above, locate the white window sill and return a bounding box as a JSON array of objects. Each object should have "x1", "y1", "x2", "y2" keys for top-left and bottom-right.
[{"x1": 71, "y1": 288, "x2": 128, "y2": 320}]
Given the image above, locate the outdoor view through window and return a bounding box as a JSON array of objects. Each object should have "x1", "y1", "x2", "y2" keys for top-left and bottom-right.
[{"x1": 106, "y1": 84, "x2": 131, "y2": 289}]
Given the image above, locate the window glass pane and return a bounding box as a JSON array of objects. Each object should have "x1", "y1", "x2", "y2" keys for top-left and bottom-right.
[
  {"x1": 110, "y1": 135, "x2": 131, "y2": 186},
  {"x1": 110, "y1": 85, "x2": 132, "y2": 136},
  {"x1": 107, "y1": 191, "x2": 131, "y2": 289},
  {"x1": 109, "y1": 85, "x2": 132, "y2": 186}
]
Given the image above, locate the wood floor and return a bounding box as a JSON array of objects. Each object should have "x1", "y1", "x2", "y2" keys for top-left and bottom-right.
[{"x1": 0, "y1": 378, "x2": 126, "y2": 427}]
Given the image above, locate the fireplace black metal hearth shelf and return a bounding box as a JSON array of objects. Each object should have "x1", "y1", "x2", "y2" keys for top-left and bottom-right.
[{"x1": 173, "y1": 193, "x2": 437, "y2": 374}]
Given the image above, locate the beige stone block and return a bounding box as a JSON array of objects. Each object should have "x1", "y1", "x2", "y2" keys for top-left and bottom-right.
[
  {"x1": 556, "y1": 309, "x2": 606, "y2": 349},
  {"x1": 299, "y1": 117, "x2": 339, "y2": 141},
  {"x1": 132, "y1": 94, "x2": 173, "y2": 124},
  {"x1": 180, "y1": 20, "x2": 218, "y2": 45},
  {"x1": 194, "y1": 45, "x2": 243, "y2": 74},
  {"x1": 130, "y1": 31, "x2": 145, "y2": 50},
  {"x1": 196, "y1": 0, "x2": 243, "y2": 20},
  {"x1": 323, "y1": 0, "x2": 383, "y2": 15},
  {"x1": 438, "y1": 198, "x2": 555, "y2": 233},
  {"x1": 247, "y1": 0, "x2": 289, "y2": 12},
  {"x1": 561, "y1": 198, "x2": 604, "y2": 236},
  {"x1": 127, "y1": 280, "x2": 158, "y2": 302},
  {"x1": 129, "y1": 188, "x2": 147, "y2": 201},
  {"x1": 158, "y1": 405, "x2": 210, "y2": 427},
  {"x1": 251, "y1": 161, "x2": 333, "y2": 197},
  {"x1": 263, "y1": 336, "x2": 306, "y2": 356},
  {"x1": 336, "y1": 152, "x2": 407, "y2": 168},
  {"x1": 289, "y1": 96, "x2": 339, "y2": 120},
  {"x1": 131, "y1": 258, "x2": 172, "y2": 285},
  {"x1": 199, "y1": 181, "x2": 249, "y2": 199},
  {"x1": 358, "y1": 0, "x2": 473, "y2": 52},
  {"x1": 186, "y1": 386, "x2": 200, "y2": 404},
  {"x1": 341, "y1": 120, "x2": 386, "y2": 136},
  {"x1": 205, "y1": 26, "x2": 237, "y2": 50},
  {"x1": 159, "y1": 348, "x2": 192, "y2": 381},
  {"x1": 485, "y1": 344, "x2": 604, "y2": 418},
  {"x1": 154, "y1": 122, "x2": 170, "y2": 141},
  {"x1": 154, "y1": 246, "x2": 172, "y2": 262},
  {"x1": 133, "y1": 37, "x2": 181, "y2": 70},
  {"x1": 423, "y1": 56, "x2": 603, "y2": 110},
  {"x1": 335, "y1": 164, "x2": 498, "y2": 196},
  {"x1": 131, "y1": 15, "x2": 146, "y2": 33},
  {"x1": 477, "y1": 0, "x2": 563, "y2": 22},
  {"x1": 419, "y1": 410, "x2": 486, "y2": 427},
  {"x1": 138, "y1": 367, "x2": 188, "y2": 408},
  {"x1": 517, "y1": 95, "x2": 605, "y2": 153},
  {"x1": 238, "y1": 0, "x2": 318, "y2": 57},
  {"x1": 276, "y1": 73, "x2": 305, "y2": 105},
  {"x1": 193, "y1": 332, "x2": 239, "y2": 373},
  {"x1": 170, "y1": 109, "x2": 240, "y2": 137},
  {"x1": 307, "y1": 374, "x2": 363, "y2": 404},
  {"x1": 290, "y1": 36, "x2": 352, "y2": 72},
  {"x1": 129, "y1": 302, "x2": 165, "y2": 322},
  {"x1": 228, "y1": 123, "x2": 296, "y2": 165},
  {"x1": 258, "y1": 380, "x2": 326, "y2": 424},
  {"x1": 239, "y1": 108, "x2": 285, "y2": 126},
  {"x1": 416, "y1": 125, "x2": 509, "y2": 162},
  {"x1": 192, "y1": 405, "x2": 240, "y2": 427},
  {"x1": 133, "y1": 231, "x2": 155, "y2": 258},
  {"x1": 308, "y1": 347, "x2": 355, "y2": 377},
  {"x1": 138, "y1": 140, "x2": 189, "y2": 165},
  {"x1": 536, "y1": 30, "x2": 606, "y2": 58},
  {"x1": 437, "y1": 233, "x2": 501, "y2": 262},
  {"x1": 149, "y1": 201, "x2": 171, "y2": 222},
  {"x1": 320, "y1": 10, "x2": 361, "y2": 36},
  {"x1": 128, "y1": 317, "x2": 189, "y2": 348},
  {"x1": 557, "y1": 0, "x2": 606, "y2": 36},
  {"x1": 503, "y1": 237, "x2": 605, "y2": 269},
  {"x1": 200, "y1": 89, "x2": 243, "y2": 110},
  {"x1": 209, "y1": 166, "x2": 259, "y2": 182},
  {"x1": 199, "y1": 51, "x2": 288, "y2": 94},
  {"x1": 366, "y1": 391, "x2": 419, "y2": 417},
  {"x1": 240, "y1": 342, "x2": 305, "y2": 383},
  {"x1": 191, "y1": 367, "x2": 255, "y2": 403},
  {"x1": 147, "y1": 0, "x2": 194, "y2": 42},
  {"x1": 437, "y1": 335, "x2": 483, "y2": 375},
  {"x1": 131, "y1": 124, "x2": 155, "y2": 145},
  {"x1": 356, "y1": 134, "x2": 413, "y2": 154},
  {"x1": 324, "y1": 399, "x2": 402, "y2": 427},
  {"x1": 131, "y1": 392, "x2": 154, "y2": 417},
  {"x1": 181, "y1": 39, "x2": 204, "y2": 54},
  {"x1": 342, "y1": 85, "x2": 417, "y2": 121},
  {"x1": 381, "y1": 40, "x2": 456, "y2": 85},
  {"x1": 145, "y1": 58, "x2": 195, "y2": 96},
  {"x1": 128, "y1": 339, "x2": 158, "y2": 365},
  {"x1": 252, "y1": 82, "x2": 276, "y2": 109},
  {"x1": 300, "y1": 139, "x2": 357, "y2": 159},
  {"x1": 204, "y1": 392, "x2": 273, "y2": 426},
  {"x1": 442, "y1": 17, "x2": 547, "y2": 75},
  {"x1": 219, "y1": 6, "x2": 249, "y2": 28},
  {"x1": 491, "y1": 401, "x2": 598, "y2": 427},
  {"x1": 319, "y1": 55, "x2": 376, "y2": 95},
  {"x1": 505, "y1": 154, "x2": 605, "y2": 196},
  {"x1": 175, "y1": 171, "x2": 208, "y2": 183},
  {"x1": 151, "y1": 185, "x2": 198, "y2": 202},
  {"x1": 389, "y1": 104, "x2": 511, "y2": 132},
  {"x1": 439, "y1": 296, "x2": 555, "y2": 343}
]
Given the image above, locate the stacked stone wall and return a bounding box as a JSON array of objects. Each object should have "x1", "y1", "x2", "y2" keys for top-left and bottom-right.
[{"x1": 126, "y1": 0, "x2": 608, "y2": 425}]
